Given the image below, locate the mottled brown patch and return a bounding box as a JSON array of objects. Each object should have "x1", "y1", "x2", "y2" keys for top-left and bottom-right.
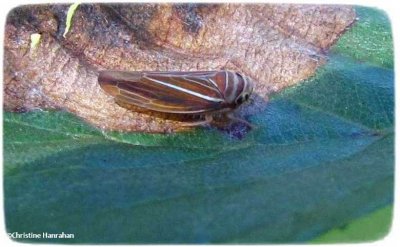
[
  {"x1": 3, "y1": 3, "x2": 356, "y2": 133},
  {"x1": 173, "y1": 4, "x2": 209, "y2": 34}
]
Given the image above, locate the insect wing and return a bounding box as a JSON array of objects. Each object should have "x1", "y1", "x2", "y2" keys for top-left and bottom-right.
[{"x1": 98, "y1": 71, "x2": 227, "y2": 114}]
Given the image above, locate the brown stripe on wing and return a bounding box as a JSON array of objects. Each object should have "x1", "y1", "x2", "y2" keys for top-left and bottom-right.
[
  {"x1": 223, "y1": 71, "x2": 235, "y2": 102},
  {"x1": 147, "y1": 74, "x2": 222, "y2": 99},
  {"x1": 177, "y1": 76, "x2": 222, "y2": 96},
  {"x1": 99, "y1": 71, "x2": 219, "y2": 105},
  {"x1": 99, "y1": 71, "x2": 227, "y2": 114},
  {"x1": 122, "y1": 76, "x2": 221, "y2": 104},
  {"x1": 223, "y1": 71, "x2": 244, "y2": 103},
  {"x1": 232, "y1": 72, "x2": 244, "y2": 101},
  {"x1": 98, "y1": 71, "x2": 143, "y2": 97},
  {"x1": 214, "y1": 71, "x2": 229, "y2": 96},
  {"x1": 119, "y1": 82, "x2": 209, "y2": 107},
  {"x1": 142, "y1": 71, "x2": 219, "y2": 76},
  {"x1": 115, "y1": 92, "x2": 218, "y2": 114}
]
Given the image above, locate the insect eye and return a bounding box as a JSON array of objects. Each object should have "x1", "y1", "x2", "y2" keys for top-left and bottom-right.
[{"x1": 235, "y1": 96, "x2": 244, "y2": 105}]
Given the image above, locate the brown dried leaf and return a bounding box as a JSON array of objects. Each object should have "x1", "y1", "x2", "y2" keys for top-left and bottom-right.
[{"x1": 3, "y1": 3, "x2": 356, "y2": 132}]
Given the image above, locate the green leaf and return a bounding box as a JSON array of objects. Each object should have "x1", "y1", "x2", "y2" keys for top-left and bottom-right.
[
  {"x1": 332, "y1": 6, "x2": 393, "y2": 68},
  {"x1": 311, "y1": 205, "x2": 393, "y2": 243},
  {"x1": 4, "y1": 6, "x2": 393, "y2": 243}
]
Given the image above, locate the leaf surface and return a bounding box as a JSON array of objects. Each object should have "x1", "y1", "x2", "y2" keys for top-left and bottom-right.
[{"x1": 3, "y1": 6, "x2": 393, "y2": 243}]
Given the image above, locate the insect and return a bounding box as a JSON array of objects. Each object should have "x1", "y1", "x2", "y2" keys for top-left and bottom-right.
[{"x1": 98, "y1": 70, "x2": 254, "y2": 127}]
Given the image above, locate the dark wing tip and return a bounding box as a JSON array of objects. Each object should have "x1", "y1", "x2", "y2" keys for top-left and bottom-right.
[
  {"x1": 98, "y1": 71, "x2": 118, "y2": 85},
  {"x1": 98, "y1": 71, "x2": 120, "y2": 96}
]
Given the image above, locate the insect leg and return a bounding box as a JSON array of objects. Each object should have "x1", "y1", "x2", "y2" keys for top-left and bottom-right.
[
  {"x1": 180, "y1": 114, "x2": 213, "y2": 127},
  {"x1": 226, "y1": 113, "x2": 255, "y2": 129}
]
